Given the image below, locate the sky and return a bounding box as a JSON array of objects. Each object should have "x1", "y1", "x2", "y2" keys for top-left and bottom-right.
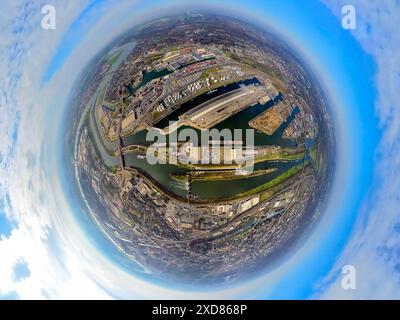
[{"x1": 0, "y1": 0, "x2": 399, "y2": 299}]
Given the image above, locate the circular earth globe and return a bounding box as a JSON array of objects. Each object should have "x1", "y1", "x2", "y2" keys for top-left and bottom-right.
[{"x1": 68, "y1": 12, "x2": 335, "y2": 284}]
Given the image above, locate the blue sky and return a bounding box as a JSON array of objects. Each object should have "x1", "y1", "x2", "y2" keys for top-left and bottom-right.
[
  {"x1": 2, "y1": 0, "x2": 398, "y2": 299},
  {"x1": 0, "y1": 193, "x2": 14, "y2": 237},
  {"x1": 42, "y1": 0, "x2": 110, "y2": 82}
]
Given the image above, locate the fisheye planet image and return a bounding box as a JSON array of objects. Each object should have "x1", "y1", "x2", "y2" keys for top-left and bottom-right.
[
  {"x1": 1, "y1": 0, "x2": 400, "y2": 300},
  {"x1": 70, "y1": 13, "x2": 334, "y2": 283}
]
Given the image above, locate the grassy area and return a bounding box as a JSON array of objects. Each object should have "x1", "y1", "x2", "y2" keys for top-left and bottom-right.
[
  {"x1": 95, "y1": 87, "x2": 106, "y2": 108},
  {"x1": 254, "y1": 151, "x2": 306, "y2": 163},
  {"x1": 110, "y1": 165, "x2": 119, "y2": 174},
  {"x1": 200, "y1": 67, "x2": 219, "y2": 79},
  {"x1": 106, "y1": 50, "x2": 122, "y2": 66},
  {"x1": 233, "y1": 224, "x2": 254, "y2": 241},
  {"x1": 85, "y1": 101, "x2": 116, "y2": 158},
  {"x1": 260, "y1": 189, "x2": 275, "y2": 202},
  {"x1": 310, "y1": 145, "x2": 318, "y2": 163},
  {"x1": 144, "y1": 52, "x2": 164, "y2": 65},
  {"x1": 310, "y1": 143, "x2": 324, "y2": 175},
  {"x1": 85, "y1": 116, "x2": 110, "y2": 170},
  {"x1": 167, "y1": 45, "x2": 179, "y2": 52},
  {"x1": 235, "y1": 162, "x2": 309, "y2": 199},
  {"x1": 171, "y1": 168, "x2": 276, "y2": 182}
]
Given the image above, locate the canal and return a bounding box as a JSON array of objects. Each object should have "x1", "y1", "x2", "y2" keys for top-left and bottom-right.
[{"x1": 89, "y1": 67, "x2": 306, "y2": 201}]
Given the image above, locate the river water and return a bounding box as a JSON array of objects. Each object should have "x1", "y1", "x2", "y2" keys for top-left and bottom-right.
[
  {"x1": 88, "y1": 59, "x2": 306, "y2": 200},
  {"x1": 128, "y1": 68, "x2": 173, "y2": 95}
]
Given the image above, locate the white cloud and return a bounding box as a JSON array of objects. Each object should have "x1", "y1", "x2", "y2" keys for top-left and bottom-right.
[
  {"x1": 0, "y1": 0, "x2": 99, "y2": 299},
  {"x1": 317, "y1": 0, "x2": 400, "y2": 299}
]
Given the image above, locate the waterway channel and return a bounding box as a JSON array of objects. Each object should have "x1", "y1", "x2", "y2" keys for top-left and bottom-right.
[{"x1": 85, "y1": 58, "x2": 307, "y2": 201}]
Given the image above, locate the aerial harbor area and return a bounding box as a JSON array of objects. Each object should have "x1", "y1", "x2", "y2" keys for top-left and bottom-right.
[{"x1": 69, "y1": 13, "x2": 335, "y2": 284}]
